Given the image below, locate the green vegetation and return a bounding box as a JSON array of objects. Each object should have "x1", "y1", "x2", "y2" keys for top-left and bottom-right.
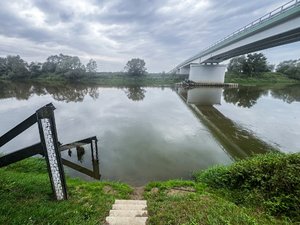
[
  {"x1": 1, "y1": 153, "x2": 299, "y2": 224},
  {"x1": 0, "y1": 54, "x2": 187, "y2": 85},
  {"x1": 124, "y1": 58, "x2": 147, "y2": 76},
  {"x1": 0, "y1": 158, "x2": 132, "y2": 225},
  {"x1": 276, "y1": 59, "x2": 300, "y2": 80},
  {"x1": 145, "y1": 153, "x2": 299, "y2": 224},
  {"x1": 226, "y1": 54, "x2": 300, "y2": 84},
  {"x1": 225, "y1": 72, "x2": 299, "y2": 84},
  {"x1": 0, "y1": 54, "x2": 96, "y2": 80},
  {"x1": 78, "y1": 73, "x2": 187, "y2": 86},
  {"x1": 227, "y1": 53, "x2": 271, "y2": 76},
  {"x1": 194, "y1": 153, "x2": 300, "y2": 220}
]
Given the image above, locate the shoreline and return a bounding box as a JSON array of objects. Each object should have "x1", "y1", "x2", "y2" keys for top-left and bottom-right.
[{"x1": 0, "y1": 153, "x2": 299, "y2": 224}]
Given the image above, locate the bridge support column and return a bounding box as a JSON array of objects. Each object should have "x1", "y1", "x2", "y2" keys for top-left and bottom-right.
[
  {"x1": 179, "y1": 67, "x2": 190, "y2": 75},
  {"x1": 189, "y1": 64, "x2": 226, "y2": 83}
]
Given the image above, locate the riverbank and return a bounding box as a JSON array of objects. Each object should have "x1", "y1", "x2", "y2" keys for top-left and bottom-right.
[
  {"x1": 146, "y1": 153, "x2": 300, "y2": 224},
  {"x1": 2, "y1": 71, "x2": 299, "y2": 87},
  {"x1": 0, "y1": 153, "x2": 299, "y2": 224},
  {"x1": 0, "y1": 158, "x2": 132, "y2": 224},
  {"x1": 0, "y1": 73, "x2": 188, "y2": 87},
  {"x1": 225, "y1": 72, "x2": 300, "y2": 85}
]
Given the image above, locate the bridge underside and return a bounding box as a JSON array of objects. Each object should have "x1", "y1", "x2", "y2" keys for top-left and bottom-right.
[
  {"x1": 177, "y1": 27, "x2": 300, "y2": 84},
  {"x1": 173, "y1": 4, "x2": 300, "y2": 84},
  {"x1": 205, "y1": 27, "x2": 300, "y2": 63}
]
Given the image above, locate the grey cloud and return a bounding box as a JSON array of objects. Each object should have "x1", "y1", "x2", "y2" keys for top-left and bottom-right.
[
  {"x1": 0, "y1": 0, "x2": 299, "y2": 72},
  {"x1": 32, "y1": 0, "x2": 75, "y2": 24}
]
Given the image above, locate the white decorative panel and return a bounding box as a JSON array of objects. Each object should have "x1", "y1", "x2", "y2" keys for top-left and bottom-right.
[{"x1": 41, "y1": 118, "x2": 65, "y2": 200}]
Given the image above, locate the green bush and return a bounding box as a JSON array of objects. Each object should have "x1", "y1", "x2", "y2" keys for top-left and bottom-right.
[{"x1": 193, "y1": 153, "x2": 300, "y2": 219}]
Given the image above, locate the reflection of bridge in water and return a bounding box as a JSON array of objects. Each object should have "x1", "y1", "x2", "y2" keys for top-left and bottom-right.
[{"x1": 177, "y1": 87, "x2": 274, "y2": 160}]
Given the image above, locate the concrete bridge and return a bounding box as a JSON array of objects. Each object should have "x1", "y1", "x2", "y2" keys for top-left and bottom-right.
[{"x1": 170, "y1": 0, "x2": 300, "y2": 83}]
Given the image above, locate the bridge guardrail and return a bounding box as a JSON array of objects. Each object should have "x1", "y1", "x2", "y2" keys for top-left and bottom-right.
[
  {"x1": 202, "y1": 0, "x2": 300, "y2": 52},
  {"x1": 171, "y1": 0, "x2": 300, "y2": 72}
]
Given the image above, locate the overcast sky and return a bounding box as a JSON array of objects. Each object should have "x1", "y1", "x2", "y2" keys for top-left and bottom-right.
[{"x1": 0, "y1": 0, "x2": 299, "y2": 72}]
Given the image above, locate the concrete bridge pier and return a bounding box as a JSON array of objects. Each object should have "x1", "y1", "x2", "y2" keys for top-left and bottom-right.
[
  {"x1": 179, "y1": 66, "x2": 190, "y2": 75},
  {"x1": 189, "y1": 64, "x2": 226, "y2": 84}
]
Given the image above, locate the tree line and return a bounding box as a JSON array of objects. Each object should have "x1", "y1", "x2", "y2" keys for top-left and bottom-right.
[
  {"x1": 0, "y1": 54, "x2": 97, "y2": 80},
  {"x1": 0, "y1": 54, "x2": 150, "y2": 80},
  {"x1": 227, "y1": 53, "x2": 300, "y2": 80}
]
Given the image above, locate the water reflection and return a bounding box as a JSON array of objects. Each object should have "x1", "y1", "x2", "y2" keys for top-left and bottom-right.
[
  {"x1": 271, "y1": 84, "x2": 300, "y2": 103},
  {"x1": 177, "y1": 87, "x2": 274, "y2": 160},
  {"x1": 124, "y1": 86, "x2": 146, "y2": 101},
  {"x1": 223, "y1": 86, "x2": 268, "y2": 108},
  {"x1": 60, "y1": 138, "x2": 100, "y2": 180},
  {"x1": 178, "y1": 87, "x2": 222, "y2": 105},
  {"x1": 1, "y1": 81, "x2": 299, "y2": 107},
  {"x1": 0, "y1": 81, "x2": 99, "y2": 102}
]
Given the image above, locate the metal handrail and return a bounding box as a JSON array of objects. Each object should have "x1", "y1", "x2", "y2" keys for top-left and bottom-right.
[{"x1": 172, "y1": 0, "x2": 300, "y2": 71}]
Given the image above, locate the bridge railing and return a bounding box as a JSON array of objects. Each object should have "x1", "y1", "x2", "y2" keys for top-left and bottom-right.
[
  {"x1": 171, "y1": 0, "x2": 300, "y2": 72},
  {"x1": 202, "y1": 0, "x2": 300, "y2": 53}
]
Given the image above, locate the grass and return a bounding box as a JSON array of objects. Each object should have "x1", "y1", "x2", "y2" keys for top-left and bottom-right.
[
  {"x1": 145, "y1": 180, "x2": 290, "y2": 225},
  {"x1": 1, "y1": 153, "x2": 299, "y2": 224},
  {"x1": 225, "y1": 72, "x2": 300, "y2": 85},
  {"x1": 0, "y1": 158, "x2": 132, "y2": 225},
  {"x1": 3, "y1": 73, "x2": 188, "y2": 87},
  {"x1": 145, "y1": 153, "x2": 300, "y2": 225},
  {"x1": 194, "y1": 153, "x2": 300, "y2": 220}
]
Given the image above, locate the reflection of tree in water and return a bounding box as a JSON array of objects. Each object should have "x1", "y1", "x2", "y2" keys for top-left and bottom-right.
[
  {"x1": 0, "y1": 81, "x2": 100, "y2": 102},
  {"x1": 44, "y1": 85, "x2": 99, "y2": 102},
  {"x1": 270, "y1": 85, "x2": 300, "y2": 104},
  {"x1": 125, "y1": 86, "x2": 146, "y2": 101},
  {"x1": 0, "y1": 81, "x2": 34, "y2": 100},
  {"x1": 223, "y1": 86, "x2": 267, "y2": 108}
]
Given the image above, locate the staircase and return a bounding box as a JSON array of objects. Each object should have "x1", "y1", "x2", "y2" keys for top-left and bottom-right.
[{"x1": 105, "y1": 200, "x2": 148, "y2": 225}]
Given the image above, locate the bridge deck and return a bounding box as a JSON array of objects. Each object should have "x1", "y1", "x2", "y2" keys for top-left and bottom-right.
[{"x1": 171, "y1": 0, "x2": 300, "y2": 73}]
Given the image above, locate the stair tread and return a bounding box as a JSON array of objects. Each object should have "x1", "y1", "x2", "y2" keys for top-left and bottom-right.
[
  {"x1": 105, "y1": 216, "x2": 147, "y2": 225},
  {"x1": 115, "y1": 200, "x2": 146, "y2": 205},
  {"x1": 112, "y1": 204, "x2": 147, "y2": 210},
  {"x1": 109, "y1": 210, "x2": 147, "y2": 217}
]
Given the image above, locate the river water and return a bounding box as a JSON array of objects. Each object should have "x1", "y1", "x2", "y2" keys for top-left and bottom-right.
[{"x1": 0, "y1": 81, "x2": 299, "y2": 185}]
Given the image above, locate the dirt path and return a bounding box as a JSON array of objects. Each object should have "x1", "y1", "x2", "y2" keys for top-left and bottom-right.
[{"x1": 130, "y1": 186, "x2": 145, "y2": 200}]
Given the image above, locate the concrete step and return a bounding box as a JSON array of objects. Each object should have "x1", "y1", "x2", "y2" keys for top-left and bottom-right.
[
  {"x1": 109, "y1": 210, "x2": 148, "y2": 217},
  {"x1": 115, "y1": 200, "x2": 147, "y2": 205},
  {"x1": 112, "y1": 204, "x2": 147, "y2": 210},
  {"x1": 105, "y1": 216, "x2": 147, "y2": 225}
]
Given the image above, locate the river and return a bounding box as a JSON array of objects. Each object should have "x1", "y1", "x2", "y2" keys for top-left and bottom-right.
[{"x1": 0, "y1": 81, "x2": 299, "y2": 185}]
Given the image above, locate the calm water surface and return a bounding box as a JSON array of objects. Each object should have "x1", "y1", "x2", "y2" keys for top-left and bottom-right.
[{"x1": 0, "y1": 82, "x2": 299, "y2": 185}]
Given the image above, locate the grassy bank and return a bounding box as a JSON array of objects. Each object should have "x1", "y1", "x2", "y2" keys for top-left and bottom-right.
[
  {"x1": 1, "y1": 153, "x2": 299, "y2": 224},
  {"x1": 145, "y1": 153, "x2": 300, "y2": 225},
  {"x1": 81, "y1": 74, "x2": 187, "y2": 86},
  {"x1": 1, "y1": 73, "x2": 187, "y2": 87},
  {"x1": 225, "y1": 72, "x2": 300, "y2": 85},
  {"x1": 0, "y1": 158, "x2": 132, "y2": 225}
]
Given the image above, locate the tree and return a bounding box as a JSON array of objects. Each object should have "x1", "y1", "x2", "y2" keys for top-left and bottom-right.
[
  {"x1": 227, "y1": 56, "x2": 246, "y2": 74},
  {"x1": 42, "y1": 55, "x2": 61, "y2": 73},
  {"x1": 227, "y1": 53, "x2": 269, "y2": 77},
  {"x1": 124, "y1": 58, "x2": 147, "y2": 76},
  {"x1": 5, "y1": 55, "x2": 29, "y2": 79},
  {"x1": 244, "y1": 53, "x2": 269, "y2": 76},
  {"x1": 0, "y1": 57, "x2": 7, "y2": 77},
  {"x1": 86, "y1": 59, "x2": 97, "y2": 74},
  {"x1": 276, "y1": 59, "x2": 300, "y2": 80},
  {"x1": 42, "y1": 54, "x2": 86, "y2": 79},
  {"x1": 29, "y1": 62, "x2": 43, "y2": 78}
]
